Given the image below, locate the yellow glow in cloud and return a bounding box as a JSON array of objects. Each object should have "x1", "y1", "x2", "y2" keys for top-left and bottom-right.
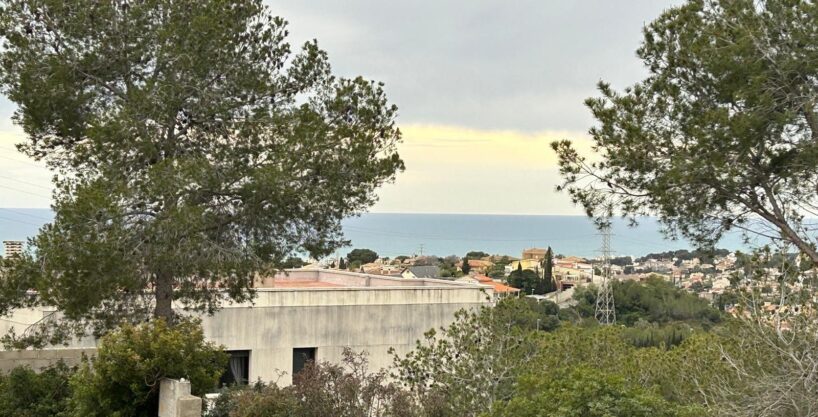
[
  {"x1": 399, "y1": 124, "x2": 595, "y2": 169},
  {"x1": 371, "y1": 124, "x2": 597, "y2": 215}
]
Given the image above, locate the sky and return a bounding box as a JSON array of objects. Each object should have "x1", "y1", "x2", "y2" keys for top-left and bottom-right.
[{"x1": 0, "y1": 1, "x2": 679, "y2": 214}]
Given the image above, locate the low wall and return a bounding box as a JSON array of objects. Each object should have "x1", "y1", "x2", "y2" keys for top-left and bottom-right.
[{"x1": 0, "y1": 348, "x2": 94, "y2": 373}]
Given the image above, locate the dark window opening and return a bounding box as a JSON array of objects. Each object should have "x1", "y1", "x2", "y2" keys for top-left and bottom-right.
[
  {"x1": 220, "y1": 350, "x2": 250, "y2": 387},
  {"x1": 292, "y1": 347, "x2": 316, "y2": 376}
]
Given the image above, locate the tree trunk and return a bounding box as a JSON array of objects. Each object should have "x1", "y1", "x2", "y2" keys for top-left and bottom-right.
[{"x1": 154, "y1": 270, "x2": 174, "y2": 322}]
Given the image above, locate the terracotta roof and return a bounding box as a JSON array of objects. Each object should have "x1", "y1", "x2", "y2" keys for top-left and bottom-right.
[{"x1": 474, "y1": 275, "x2": 520, "y2": 293}]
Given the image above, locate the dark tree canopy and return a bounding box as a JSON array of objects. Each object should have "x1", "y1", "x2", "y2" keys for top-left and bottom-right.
[
  {"x1": 542, "y1": 247, "x2": 556, "y2": 293},
  {"x1": 346, "y1": 248, "x2": 379, "y2": 265},
  {"x1": 465, "y1": 251, "x2": 490, "y2": 259},
  {"x1": 0, "y1": 0, "x2": 403, "y2": 342},
  {"x1": 460, "y1": 257, "x2": 471, "y2": 275},
  {"x1": 508, "y1": 269, "x2": 540, "y2": 295},
  {"x1": 552, "y1": 0, "x2": 818, "y2": 263}
]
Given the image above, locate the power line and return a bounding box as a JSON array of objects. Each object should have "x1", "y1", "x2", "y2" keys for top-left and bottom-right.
[
  {"x1": 0, "y1": 208, "x2": 53, "y2": 222},
  {"x1": 0, "y1": 184, "x2": 51, "y2": 199},
  {"x1": 0, "y1": 174, "x2": 53, "y2": 191},
  {"x1": 0, "y1": 213, "x2": 41, "y2": 227},
  {"x1": 0, "y1": 154, "x2": 44, "y2": 169}
]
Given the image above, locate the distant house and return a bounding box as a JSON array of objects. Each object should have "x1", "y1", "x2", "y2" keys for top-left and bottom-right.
[
  {"x1": 506, "y1": 259, "x2": 541, "y2": 274},
  {"x1": 456, "y1": 274, "x2": 520, "y2": 301},
  {"x1": 522, "y1": 248, "x2": 548, "y2": 261},
  {"x1": 401, "y1": 265, "x2": 441, "y2": 279},
  {"x1": 459, "y1": 259, "x2": 493, "y2": 274}
]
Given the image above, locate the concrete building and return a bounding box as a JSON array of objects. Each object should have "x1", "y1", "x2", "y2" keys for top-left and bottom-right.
[
  {"x1": 2, "y1": 241, "x2": 23, "y2": 258},
  {"x1": 0, "y1": 269, "x2": 492, "y2": 386},
  {"x1": 522, "y1": 248, "x2": 548, "y2": 261}
]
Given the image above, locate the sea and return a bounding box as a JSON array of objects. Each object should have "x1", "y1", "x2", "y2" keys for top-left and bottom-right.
[{"x1": 0, "y1": 209, "x2": 758, "y2": 259}]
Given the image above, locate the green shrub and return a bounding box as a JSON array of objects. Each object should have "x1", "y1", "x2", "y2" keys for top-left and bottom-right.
[
  {"x1": 69, "y1": 319, "x2": 227, "y2": 417},
  {"x1": 490, "y1": 367, "x2": 705, "y2": 417},
  {"x1": 0, "y1": 362, "x2": 75, "y2": 417}
]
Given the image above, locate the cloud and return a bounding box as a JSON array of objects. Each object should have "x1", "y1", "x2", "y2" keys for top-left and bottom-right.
[
  {"x1": 0, "y1": 129, "x2": 53, "y2": 208},
  {"x1": 370, "y1": 124, "x2": 594, "y2": 215},
  {"x1": 267, "y1": 0, "x2": 681, "y2": 132}
]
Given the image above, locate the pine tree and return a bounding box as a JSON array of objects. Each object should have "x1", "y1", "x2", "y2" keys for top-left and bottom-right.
[
  {"x1": 461, "y1": 257, "x2": 471, "y2": 275},
  {"x1": 0, "y1": 0, "x2": 404, "y2": 342},
  {"x1": 543, "y1": 247, "x2": 555, "y2": 293},
  {"x1": 339, "y1": 258, "x2": 347, "y2": 270}
]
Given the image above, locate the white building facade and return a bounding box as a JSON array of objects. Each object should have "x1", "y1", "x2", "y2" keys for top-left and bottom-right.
[{"x1": 0, "y1": 269, "x2": 493, "y2": 386}]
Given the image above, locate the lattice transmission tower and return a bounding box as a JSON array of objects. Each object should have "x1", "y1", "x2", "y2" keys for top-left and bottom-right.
[{"x1": 594, "y1": 226, "x2": 616, "y2": 325}]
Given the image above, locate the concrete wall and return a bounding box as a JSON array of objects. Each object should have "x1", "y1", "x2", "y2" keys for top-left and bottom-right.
[
  {"x1": 200, "y1": 285, "x2": 490, "y2": 385},
  {"x1": 0, "y1": 271, "x2": 490, "y2": 387},
  {"x1": 0, "y1": 348, "x2": 93, "y2": 373}
]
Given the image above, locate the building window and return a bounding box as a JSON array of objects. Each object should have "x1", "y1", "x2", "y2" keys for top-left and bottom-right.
[
  {"x1": 292, "y1": 347, "x2": 316, "y2": 376},
  {"x1": 220, "y1": 350, "x2": 250, "y2": 386}
]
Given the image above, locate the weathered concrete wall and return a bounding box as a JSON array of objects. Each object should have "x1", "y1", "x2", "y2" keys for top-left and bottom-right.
[
  {"x1": 0, "y1": 271, "x2": 490, "y2": 387},
  {"x1": 0, "y1": 348, "x2": 94, "y2": 373},
  {"x1": 199, "y1": 286, "x2": 489, "y2": 385}
]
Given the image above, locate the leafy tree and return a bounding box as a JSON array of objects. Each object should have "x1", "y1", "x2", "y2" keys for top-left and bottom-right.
[
  {"x1": 571, "y1": 278, "x2": 721, "y2": 326},
  {"x1": 507, "y1": 269, "x2": 541, "y2": 295},
  {"x1": 346, "y1": 249, "x2": 379, "y2": 265},
  {"x1": 69, "y1": 319, "x2": 227, "y2": 417},
  {"x1": 552, "y1": 0, "x2": 818, "y2": 263},
  {"x1": 390, "y1": 299, "x2": 539, "y2": 417},
  {"x1": 338, "y1": 257, "x2": 346, "y2": 270},
  {"x1": 460, "y1": 257, "x2": 471, "y2": 275},
  {"x1": 0, "y1": 0, "x2": 403, "y2": 339},
  {"x1": 465, "y1": 251, "x2": 489, "y2": 259},
  {"x1": 0, "y1": 362, "x2": 75, "y2": 417},
  {"x1": 280, "y1": 256, "x2": 305, "y2": 269}
]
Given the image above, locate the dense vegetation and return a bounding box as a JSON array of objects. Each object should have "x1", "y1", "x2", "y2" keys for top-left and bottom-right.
[
  {"x1": 635, "y1": 249, "x2": 732, "y2": 264},
  {"x1": 571, "y1": 277, "x2": 722, "y2": 328},
  {"x1": 193, "y1": 289, "x2": 807, "y2": 417},
  {"x1": 0, "y1": 319, "x2": 228, "y2": 417},
  {"x1": 0, "y1": 276, "x2": 812, "y2": 417}
]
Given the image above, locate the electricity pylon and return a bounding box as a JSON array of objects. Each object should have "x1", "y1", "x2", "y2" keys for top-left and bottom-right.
[{"x1": 595, "y1": 226, "x2": 616, "y2": 325}]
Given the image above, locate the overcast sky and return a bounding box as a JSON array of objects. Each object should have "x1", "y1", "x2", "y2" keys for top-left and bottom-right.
[{"x1": 0, "y1": 1, "x2": 678, "y2": 214}]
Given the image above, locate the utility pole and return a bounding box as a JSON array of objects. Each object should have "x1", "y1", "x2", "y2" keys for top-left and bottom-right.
[
  {"x1": 418, "y1": 244, "x2": 424, "y2": 256},
  {"x1": 595, "y1": 225, "x2": 616, "y2": 325}
]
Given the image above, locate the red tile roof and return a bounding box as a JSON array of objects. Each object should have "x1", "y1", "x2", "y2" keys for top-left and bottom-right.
[{"x1": 474, "y1": 275, "x2": 520, "y2": 293}]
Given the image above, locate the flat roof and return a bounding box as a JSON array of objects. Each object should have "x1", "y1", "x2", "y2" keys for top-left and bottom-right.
[{"x1": 255, "y1": 268, "x2": 487, "y2": 290}]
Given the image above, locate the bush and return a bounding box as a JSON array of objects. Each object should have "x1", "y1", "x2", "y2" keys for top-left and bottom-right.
[
  {"x1": 572, "y1": 278, "x2": 722, "y2": 326},
  {"x1": 490, "y1": 366, "x2": 704, "y2": 417},
  {"x1": 70, "y1": 319, "x2": 227, "y2": 417},
  {"x1": 212, "y1": 349, "x2": 416, "y2": 417},
  {"x1": 0, "y1": 362, "x2": 74, "y2": 417}
]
